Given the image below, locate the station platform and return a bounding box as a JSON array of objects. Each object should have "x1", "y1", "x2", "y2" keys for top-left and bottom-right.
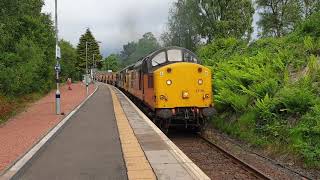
[{"x1": 1, "y1": 84, "x2": 209, "y2": 180}]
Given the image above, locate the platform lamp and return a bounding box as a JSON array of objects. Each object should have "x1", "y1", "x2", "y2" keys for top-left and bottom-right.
[{"x1": 85, "y1": 40, "x2": 102, "y2": 95}]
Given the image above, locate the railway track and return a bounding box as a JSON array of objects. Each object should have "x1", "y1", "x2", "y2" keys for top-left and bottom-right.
[{"x1": 168, "y1": 131, "x2": 271, "y2": 180}]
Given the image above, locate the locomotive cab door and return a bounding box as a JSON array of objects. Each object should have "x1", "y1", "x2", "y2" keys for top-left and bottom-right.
[
  {"x1": 141, "y1": 59, "x2": 149, "y2": 96},
  {"x1": 142, "y1": 58, "x2": 156, "y2": 109}
]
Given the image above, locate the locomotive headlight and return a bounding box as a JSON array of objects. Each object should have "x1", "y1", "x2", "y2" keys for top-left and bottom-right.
[
  {"x1": 203, "y1": 94, "x2": 210, "y2": 99},
  {"x1": 182, "y1": 91, "x2": 189, "y2": 99},
  {"x1": 160, "y1": 95, "x2": 167, "y2": 101},
  {"x1": 166, "y1": 80, "x2": 172, "y2": 85},
  {"x1": 198, "y1": 79, "x2": 203, "y2": 85}
]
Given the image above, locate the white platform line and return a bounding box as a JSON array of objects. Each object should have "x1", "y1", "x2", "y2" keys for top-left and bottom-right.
[{"x1": 0, "y1": 85, "x2": 99, "y2": 180}]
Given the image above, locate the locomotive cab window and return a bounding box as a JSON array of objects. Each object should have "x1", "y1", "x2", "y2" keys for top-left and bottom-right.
[
  {"x1": 151, "y1": 52, "x2": 166, "y2": 67},
  {"x1": 167, "y1": 49, "x2": 183, "y2": 62},
  {"x1": 184, "y1": 52, "x2": 198, "y2": 63}
]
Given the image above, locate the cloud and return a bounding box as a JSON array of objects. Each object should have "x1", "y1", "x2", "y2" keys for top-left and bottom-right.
[{"x1": 42, "y1": 0, "x2": 174, "y2": 56}]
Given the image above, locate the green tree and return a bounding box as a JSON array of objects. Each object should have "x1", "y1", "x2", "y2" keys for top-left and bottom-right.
[
  {"x1": 161, "y1": 0, "x2": 200, "y2": 51},
  {"x1": 76, "y1": 28, "x2": 102, "y2": 74},
  {"x1": 196, "y1": 0, "x2": 254, "y2": 42},
  {"x1": 120, "y1": 42, "x2": 137, "y2": 60},
  {"x1": 162, "y1": 0, "x2": 254, "y2": 45},
  {"x1": 257, "y1": 0, "x2": 302, "y2": 37},
  {"x1": 120, "y1": 32, "x2": 160, "y2": 66},
  {"x1": 59, "y1": 40, "x2": 79, "y2": 81},
  {"x1": 0, "y1": 0, "x2": 55, "y2": 96},
  {"x1": 102, "y1": 54, "x2": 120, "y2": 72},
  {"x1": 302, "y1": 0, "x2": 320, "y2": 18}
]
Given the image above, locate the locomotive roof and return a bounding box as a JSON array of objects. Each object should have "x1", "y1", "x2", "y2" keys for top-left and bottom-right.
[
  {"x1": 119, "y1": 46, "x2": 200, "y2": 73},
  {"x1": 146, "y1": 46, "x2": 198, "y2": 60}
]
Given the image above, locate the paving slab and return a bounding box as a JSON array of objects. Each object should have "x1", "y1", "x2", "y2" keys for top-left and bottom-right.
[{"x1": 151, "y1": 163, "x2": 194, "y2": 180}]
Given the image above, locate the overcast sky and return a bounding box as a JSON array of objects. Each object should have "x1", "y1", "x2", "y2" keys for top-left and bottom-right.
[
  {"x1": 42, "y1": 0, "x2": 259, "y2": 57},
  {"x1": 42, "y1": 0, "x2": 173, "y2": 56}
]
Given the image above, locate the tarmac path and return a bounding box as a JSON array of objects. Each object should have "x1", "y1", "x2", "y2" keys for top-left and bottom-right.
[{"x1": 14, "y1": 85, "x2": 127, "y2": 180}]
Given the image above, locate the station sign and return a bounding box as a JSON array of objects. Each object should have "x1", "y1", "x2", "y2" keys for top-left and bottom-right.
[
  {"x1": 55, "y1": 64, "x2": 61, "y2": 72},
  {"x1": 56, "y1": 45, "x2": 61, "y2": 59}
]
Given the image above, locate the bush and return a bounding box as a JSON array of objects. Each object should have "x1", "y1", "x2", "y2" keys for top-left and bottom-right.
[
  {"x1": 275, "y1": 85, "x2": 316, "y2": 116},
  {"x1": 291, "y1": 104, "x2": 320, "y2": 167},
  {"x1": 197, "y1": 38, "x2": 247, "y2": 66},
  {"x1": 296, "y1": 12, "x2": 320, "y2": 38}
]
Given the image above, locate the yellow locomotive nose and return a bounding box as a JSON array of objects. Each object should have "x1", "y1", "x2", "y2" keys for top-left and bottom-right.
[{"x1": 154, "y1": 62, "x2": 212, "y2": 108}]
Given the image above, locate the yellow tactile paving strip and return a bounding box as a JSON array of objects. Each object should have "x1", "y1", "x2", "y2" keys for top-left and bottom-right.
[{"x1": 109, "y1": 87, "x2": 157, "y2": 180}]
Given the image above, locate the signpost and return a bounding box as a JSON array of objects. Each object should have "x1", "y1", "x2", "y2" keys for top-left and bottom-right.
[{"x1": 55, "y1": 0, "x2": 61, "y2": 115}]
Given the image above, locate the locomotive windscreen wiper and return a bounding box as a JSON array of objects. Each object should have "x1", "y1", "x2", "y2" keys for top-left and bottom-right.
[{"x1": 153, "y1": 60, "x2": 161, "y2": 66}]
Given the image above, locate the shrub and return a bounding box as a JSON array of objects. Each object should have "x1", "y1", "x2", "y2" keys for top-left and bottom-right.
[
  {"x1": 275, "y1": 84, "x2": 316, "y2": 116},
  {"x1": 296, "y1": 12, "x2": 320, "y2": 38},
  {"x1": 254, "y1": 94, "x2": 278, "y2": 125},
  {"x1": 291, "y1": 104, "x2": 320, "y2": 167},
  {"x1": 197, "y1": 38, "x2": 247, "y2": 66}
]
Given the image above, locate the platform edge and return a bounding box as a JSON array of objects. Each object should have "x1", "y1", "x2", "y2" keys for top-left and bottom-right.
[{"x1": 112, "y1": 86, "x2": 210, "y2": 180}]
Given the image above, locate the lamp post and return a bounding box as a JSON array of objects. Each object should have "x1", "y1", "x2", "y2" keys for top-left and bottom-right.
[
  {"x1": 85, "y1": 41, "x2": 89, "y2": 95},
  {"x1": 85, "y1": 40, "x2": 101, "y2": 94},
  {"x1": 92, "y1": 53, "x2": 95, "y2": 81},
  {"x1": 55, "y1": 0, "x2": 61, "y2": 115},
  {"x1": 95, "y1": 41, "x2": 102, "y2": 81}
]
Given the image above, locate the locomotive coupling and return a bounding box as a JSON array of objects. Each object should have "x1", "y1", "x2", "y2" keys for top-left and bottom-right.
[{"x1": 202, "y1": 107, "x2": 216, "y2": 117}]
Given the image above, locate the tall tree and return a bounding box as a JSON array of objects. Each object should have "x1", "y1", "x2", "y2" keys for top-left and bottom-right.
[
  {"x1": 161, "y1": 0, "x2": 200, "y2": 51},
  {"x1": 301, "y1": 0, "x2": 320, "y2": 18},
  {"x1": 59, "y1": 40, "x2": 79, "y2": 81},
  {"x1": 120, "y1": 32, "x2": 160, "y2": 66},
  {"x1": 0, "y1": 0, "x2": 56, "y2": 96},
  {"x1": 162, "y1": 0, "x2": 254, "y2": 46},
  {"x1": 120, "y1": 42, "x2": 137, "y2": 60},
  {"x1": 76, "y1": 28, "x2": 102, "y2": 74},
  {"x1": 194, "y1": 0, "x2": 255, "y2": 42},
  {"x1": 102, "y1": 54, "x2": 120, "y2": 72},
  {"x1": 257, "y1": 0, "x2": 302, "y2": 37}
]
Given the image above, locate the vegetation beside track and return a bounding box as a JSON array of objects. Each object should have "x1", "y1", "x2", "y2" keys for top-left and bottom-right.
[{"x1": 198, "y1": 12, "x2": 320, "y2": 168}]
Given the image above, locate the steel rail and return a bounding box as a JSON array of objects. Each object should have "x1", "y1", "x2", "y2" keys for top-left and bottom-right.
[{"x1": 199, "y1": 134, "x2": 272, "y2": 180}]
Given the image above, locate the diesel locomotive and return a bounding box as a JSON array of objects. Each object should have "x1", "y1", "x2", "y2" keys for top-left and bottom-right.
[{"x1": 103, "y1": 47, "x2": 215, "y2": 132}]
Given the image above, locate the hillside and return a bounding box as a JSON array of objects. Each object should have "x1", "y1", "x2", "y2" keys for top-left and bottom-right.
[{"x1": 198, "y1": 12, "x2": 320, "y2": 168}]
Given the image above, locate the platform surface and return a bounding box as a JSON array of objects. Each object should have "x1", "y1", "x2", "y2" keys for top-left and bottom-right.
[
  {"x1": 110, "y1": 86, "x2": 209, "y2": 180},
  {"x1": 4, "y1": 84, "x2": 208, "y2": 180},
  {"x1": 0, "y1": 83, "x2": 95, "y2": 174},
  {"x1": 13, "y1": 85, "x2": 127, "y2": 180}
]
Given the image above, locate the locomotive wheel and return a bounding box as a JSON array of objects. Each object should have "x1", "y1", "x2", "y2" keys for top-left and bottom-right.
[
  {"x1": 160, "y1": 118, "x2": 170, "y2": 134},
  {"x1": 152, "y1": 117, "x2": 158, "y2": 124}
]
